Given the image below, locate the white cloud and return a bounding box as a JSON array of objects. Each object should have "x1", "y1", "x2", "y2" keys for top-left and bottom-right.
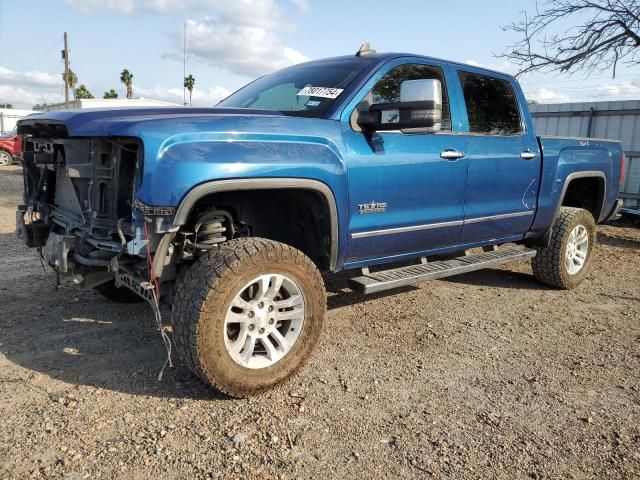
[
  {"x1": 135, "y1": 84, "x2": 231, "y2": 106},
  {"x1": 0, "y1": 67, "x2": 61, "y2": 89},
  {"x1": 0, "y1": 85, "x2": 61, "y2": 108},
  {"x1": 165, "y1": 17, "x2": 308, "y2": 77},
  {"x1": 67, "y1": 0, "x2": 287, "y2": 27},
  {"x1": 65, "y1": 0, "x2": 136, "y2": 14},
  {"x1": 0, "y1": 67, "x2": 63, "y2": 108},
  {"x1": 597, "y1": 81, "x2": 640, "y2": 97},
  {"x1": 66, "y1": 0, "x2": 308, "y2": 78},
  {"x1": 525, "y1": 87, "x2": 571, "y2": 104},
  {"x1": 290, "y1": 0, "x2": 310, "y2": 12},
  {"x1": 0, "y1": 64, "x2": 230, "y2": 108}
]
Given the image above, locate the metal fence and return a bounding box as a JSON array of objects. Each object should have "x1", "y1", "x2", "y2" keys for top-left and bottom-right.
[{"x1": 530, "y1": 100, "x2": 640, "y2": 208}]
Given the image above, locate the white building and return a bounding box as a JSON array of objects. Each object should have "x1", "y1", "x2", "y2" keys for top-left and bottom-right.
[
  {"x1": 0, "y1": 108, "x2": 37, "y2": 134},
  {"x1": 34, "y1": 98, "x2": 182, "y2": 112}
]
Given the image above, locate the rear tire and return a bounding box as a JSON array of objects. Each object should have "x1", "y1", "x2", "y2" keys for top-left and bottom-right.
[
  {"x1": 0, "y1": 150, "x2": 12, "y2": 167},
  {"x1": 171, "y1": 238, "x2": 326, "y2": 397},
  {"x1": 531, "y1": 207, "x2": 596, "y2": 289},
  {"x1": 94, "y1": 280, "x2": 145, "y2": 303}
]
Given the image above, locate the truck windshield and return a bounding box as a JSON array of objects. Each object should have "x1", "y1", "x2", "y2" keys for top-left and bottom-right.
[{"x1": 217, "y1": 59, "x2": 371, "y2": 117}]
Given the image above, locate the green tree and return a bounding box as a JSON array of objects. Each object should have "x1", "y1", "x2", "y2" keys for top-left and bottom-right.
[
  {"x1": 120, "y1": 69, "x2": 134, "y2": 99},
  {"x1": 2, "y1": 103, "x2": 13, "y2": 109},
  {"x1": 103, "y1": 89, "x2": 119, "y2": 99},
  {"x1": 74, "y1": 84, "x2": 94, "y2": 99},
  {"x1": 63, "y1": 69, "x2": 78, "y2": 99},
  {"x1": 184, "y1": 74, "x2": 196, "y2": 106}
]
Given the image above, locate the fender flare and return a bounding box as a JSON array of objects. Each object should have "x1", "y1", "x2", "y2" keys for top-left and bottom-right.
[
  {"x1": 526, "y1": 170, "x2": 607, "y2": 249},
  {"x1": 171, "y1": 178, "x2": 340, "y2": 271},
  {"x1": 553, "y1": 170, "x2": 607, "y2": 223}
]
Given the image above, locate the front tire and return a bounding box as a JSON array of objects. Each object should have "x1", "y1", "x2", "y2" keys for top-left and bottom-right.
[
  {"x1": 532, "y1": 207, "x2": 596, "y2": 289},
  {"x1": 171, "y1": 238, "x2": 326, "y2": 397},
  {"x1": 0, "y1": 150, "x2": 13, "y2": 167}
]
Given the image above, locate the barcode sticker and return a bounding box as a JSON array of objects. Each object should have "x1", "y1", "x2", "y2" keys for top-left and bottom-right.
[{"x1": 297, "y1": 86, "x2": 344, "y2": 99}]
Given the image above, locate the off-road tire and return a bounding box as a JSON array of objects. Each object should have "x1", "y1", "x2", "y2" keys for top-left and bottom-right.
[
  {"x1": 532, "y1": 207, "x2": 596, "y2": 289},
  {"x1": 0, "y1": 150, "x2": 13, "y2": 167},
  {"x1": 94, "y1": 280, "x2": 145, "y2": 303},
  {"x1": 171, "y1": 238, "x2": 326, "y2": 397}
]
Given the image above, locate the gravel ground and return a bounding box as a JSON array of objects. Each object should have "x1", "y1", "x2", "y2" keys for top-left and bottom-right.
[{"x1": 1, "y1": 165, "x2": 639, "y2": 479}]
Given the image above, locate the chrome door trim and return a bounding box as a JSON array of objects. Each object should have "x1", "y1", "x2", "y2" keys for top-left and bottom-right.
[
  {"x1": 351, "y1": 219, "x2": 464, "y2": 239},
  {"x1": 350, "y1": 210, "x2": 535, "y2": 239},
  {"x1": 464, "y1": 210, "x2": 535, "y2": 224}
]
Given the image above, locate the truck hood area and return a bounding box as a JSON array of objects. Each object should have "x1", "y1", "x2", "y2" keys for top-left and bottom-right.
[{"x1": 17, "y1": 107, "x2": 285, "y2": 138}]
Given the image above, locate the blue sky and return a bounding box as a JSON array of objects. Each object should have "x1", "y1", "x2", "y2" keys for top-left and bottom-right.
[{"x1": 1, "y1": 0, "x2": 639, "y2": 109}]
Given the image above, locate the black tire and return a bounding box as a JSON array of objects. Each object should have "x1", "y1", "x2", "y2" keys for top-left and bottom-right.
[
  {"x1": 171, "y1": 238, "x2": 326, "y2": 397},
  {"x1": 531, "y1": 207, "x2": 597, "y2": 289},
  {"x1": 94, "y1": 280, "x2": 145, "y2": 303},
  {"x1": 0, "y1": 150, "x2": 13, "y2": 167}
]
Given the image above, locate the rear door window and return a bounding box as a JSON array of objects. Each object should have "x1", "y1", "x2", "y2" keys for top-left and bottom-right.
[{"x1": 458, "y1": 71, "x2": 522, "y2": 135}]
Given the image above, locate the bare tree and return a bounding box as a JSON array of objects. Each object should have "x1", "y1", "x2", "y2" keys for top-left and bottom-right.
[{"x1": 501, "y1": 1, "x2": 640, "y2": 77}]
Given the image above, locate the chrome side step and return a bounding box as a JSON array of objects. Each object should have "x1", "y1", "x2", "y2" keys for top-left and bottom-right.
[{"x1": 348, "y1": 246, "x2": 537, "y2": 295}]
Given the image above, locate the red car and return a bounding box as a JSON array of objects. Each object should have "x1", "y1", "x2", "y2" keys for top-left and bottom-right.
[{"x1": 0, "y1": 129, "x2": 22, "y2": 166}]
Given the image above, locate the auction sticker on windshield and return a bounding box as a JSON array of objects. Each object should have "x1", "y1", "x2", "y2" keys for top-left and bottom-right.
[{"x1": 297, "y1": 86, "x2": 344, "y2": 99}]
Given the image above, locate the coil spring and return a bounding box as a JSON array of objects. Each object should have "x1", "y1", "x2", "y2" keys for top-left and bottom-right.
[
  {"x1": 193, "y1": 210, "x2": 235, "y2": 249},
  {"x1": 195, "y1": 215, "x2": 227, "y2": 247}
]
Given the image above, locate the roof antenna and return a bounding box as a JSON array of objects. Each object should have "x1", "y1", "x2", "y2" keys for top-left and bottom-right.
[{"x1": 356, "y1": 42, "x2": 376, "y2": 57}]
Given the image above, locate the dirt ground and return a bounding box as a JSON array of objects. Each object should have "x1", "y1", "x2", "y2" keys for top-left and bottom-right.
[{"x1": 0, "y1": 164, "x2": 639, "y2": 480}]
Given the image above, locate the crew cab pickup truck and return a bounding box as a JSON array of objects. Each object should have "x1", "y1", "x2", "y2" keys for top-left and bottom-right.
[
  {"x1": 17, "y1": 48, "x2": 624, "y2": 397},
  {"x1": 0, "y1": 128, "x2": 22, "y2": 166}
]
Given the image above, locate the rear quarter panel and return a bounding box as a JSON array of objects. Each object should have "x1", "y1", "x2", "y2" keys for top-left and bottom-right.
[{"x1": 532, "y1": 136, "x2": 623, "y2": 232}]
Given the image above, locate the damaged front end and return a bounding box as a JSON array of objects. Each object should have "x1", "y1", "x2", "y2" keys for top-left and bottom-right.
[{"x1": 16, "y1": 121, "x2": 172, "y2": 298}]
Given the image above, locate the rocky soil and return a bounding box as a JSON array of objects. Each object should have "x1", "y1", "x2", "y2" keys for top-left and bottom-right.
[{"x1": 0, "y1": 165, "x2": 639, "y2": 479}]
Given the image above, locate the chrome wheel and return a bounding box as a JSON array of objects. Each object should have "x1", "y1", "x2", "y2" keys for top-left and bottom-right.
[
  {"x1": 565, "y1": 224, "x2": 589, "y2": 275},
  {"x1": 224, "y1": 273, "x2": 305, "y2": 369},
  {"x1": 0, "y1": 151, "x2": 11, "y2": 166}
]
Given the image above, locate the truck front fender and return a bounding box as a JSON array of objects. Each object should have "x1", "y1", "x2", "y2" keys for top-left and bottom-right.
[{"x1": 171, "y1": 178, "x2": 340, "y2": 271}]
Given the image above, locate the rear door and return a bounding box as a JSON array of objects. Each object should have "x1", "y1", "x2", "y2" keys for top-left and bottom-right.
[{"x1": 453, "y1": 69, "x2": 540, "y2": 242}]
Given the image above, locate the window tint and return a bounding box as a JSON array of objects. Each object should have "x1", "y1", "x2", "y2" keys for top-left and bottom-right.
[
  {"x1": 458, "y1": 72, "x2": 522, "y2": 135},
  {"x1": 370, "y1": 64, "x2": 452, "y2": 131}
]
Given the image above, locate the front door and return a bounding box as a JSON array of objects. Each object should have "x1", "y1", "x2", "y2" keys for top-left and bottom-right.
[{"x1": 343, "y1": 62, "x2": 468, "y2": 263}]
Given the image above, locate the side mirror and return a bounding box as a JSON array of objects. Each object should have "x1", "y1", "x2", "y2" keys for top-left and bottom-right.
[{"x1": 357, "y1": 78, "x2": 443, "y2": 133}]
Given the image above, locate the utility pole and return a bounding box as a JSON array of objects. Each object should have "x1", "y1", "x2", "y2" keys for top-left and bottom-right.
[{"x1": 63, "y1": 32, "x2": 69, "y2": 108}]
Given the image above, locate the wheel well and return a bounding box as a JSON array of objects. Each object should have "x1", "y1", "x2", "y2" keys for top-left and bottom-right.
[
  {"x1": 561, "y1": 177, "x2": 605, "y2": 221},
  {"x1": 185, "y1": 188, "x2": 334, "y2": 271}
]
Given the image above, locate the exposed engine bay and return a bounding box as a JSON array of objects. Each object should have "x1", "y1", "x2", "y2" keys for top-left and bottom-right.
[
  {"x1": 16, "y1": 126, "x2": 238, "y2": 301},
  {"x1": 16, "y1": 129, "x2": 150, "y2": 285}
]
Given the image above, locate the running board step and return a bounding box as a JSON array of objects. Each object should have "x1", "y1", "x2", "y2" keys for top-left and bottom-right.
[{"x1": 348, "y1": 247, "x2": 537, "y2": 295}]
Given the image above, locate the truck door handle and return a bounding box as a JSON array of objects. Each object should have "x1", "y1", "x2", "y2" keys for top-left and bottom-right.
[
  {"x1": 520, "y1": 151, "x2": 537, "y2": 160},
  {"x1": 440, "y1": 149, "x2": 466, "y2": 160}
]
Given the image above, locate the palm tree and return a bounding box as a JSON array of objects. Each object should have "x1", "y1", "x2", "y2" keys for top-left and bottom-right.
[
  {"x1": 63, "y1": 69, "x2": 78, "y2": 99},
  {"x1": 184, "y1": 74, "x2": 195, "y2": 106},
  {"x1": 103, "y1": 89, "x2": 118, "y2": 99},
  {"x1": 120, "y1": 69, "x2": 134, "y2": 99},
  {"x1": 74, "y1": 84, "x2": 94, "y2": 99}
]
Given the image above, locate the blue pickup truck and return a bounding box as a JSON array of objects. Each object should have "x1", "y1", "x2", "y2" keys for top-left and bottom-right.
[{"x1": 17, "y1": 47, "x2": 624, "y2": 396}]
